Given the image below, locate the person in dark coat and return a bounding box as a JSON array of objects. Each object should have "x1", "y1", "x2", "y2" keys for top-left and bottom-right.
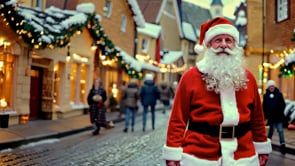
[
  {"x1": 87, "y1": 78, "x2": 108, "y2": 135},
  {"x1": 263, "y1": 80, "x2": 286, "y2": 154},
  {"x1": 122, "y1": 79, "x2": 139, "y2": 132},
  {"x1": 139, "y1": 73, "x2": 160, "y2": 131},
  {"x1": 158, "y1": 81, "x2": 174, "y2": 114},
  {"x1": 118, "y1": 81, "x2": 127, "y2": 118}
]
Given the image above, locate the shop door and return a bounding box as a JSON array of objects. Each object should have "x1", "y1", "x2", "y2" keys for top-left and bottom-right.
[{"x1": 29, "y1": 67, "x2": 43, "y2": 120}]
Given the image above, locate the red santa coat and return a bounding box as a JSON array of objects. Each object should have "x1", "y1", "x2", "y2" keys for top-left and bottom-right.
[{"x1": 162, "y1": 65, "x2": 272, "y2": 165}]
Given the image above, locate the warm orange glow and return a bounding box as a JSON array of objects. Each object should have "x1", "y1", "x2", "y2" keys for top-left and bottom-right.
[
  {"x1": 20, "y1": 114, "x2": 29, "y2": 124},
  {"x1": 21, "y1": 115, "x2": 29, "y2": 121},
  {"x1": 0, "y1": 98, "x2": 7, "y2": 108}
]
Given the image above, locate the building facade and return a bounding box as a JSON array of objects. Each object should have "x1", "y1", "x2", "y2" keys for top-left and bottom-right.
[{"x1": 0, "y1": 0, "x2": 146, "y2": 126}]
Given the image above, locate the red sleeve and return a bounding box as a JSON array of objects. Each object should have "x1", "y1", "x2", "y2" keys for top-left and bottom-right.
[{"x1": 166, "y1": 68, "x2": 195, "y2": 147}]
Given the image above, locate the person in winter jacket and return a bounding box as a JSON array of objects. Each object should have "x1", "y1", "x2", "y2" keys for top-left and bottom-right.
[
  {"x1": 162, "y1": 17, "x2": 271, "y2": 166},
  {"x1": 87, "y1": 78, "x2": 108, "y2": 135},
  {"x1": 263, "y1": 80, "x2": 286, "y2": 154},
  {"x1": 139, "y1": 73, "x2": 160, "y2": 131},
  {"x1": 118, "y1": 81, "x2": 127, "y2": 118},
  {"x1": 122, "y1": 79, "x2": 140, "y2": 132},
  {"x1": 158, "y1": 82, "x2": 174, "y2": 113}
]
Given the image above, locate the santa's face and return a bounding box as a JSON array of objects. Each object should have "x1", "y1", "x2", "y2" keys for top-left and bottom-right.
[
  {"x1": 202, "y1": 40, "x2": 248, "y2": 93},
  {"x1": 207, "y1": 34, "x2": 235, "y2": 54}
]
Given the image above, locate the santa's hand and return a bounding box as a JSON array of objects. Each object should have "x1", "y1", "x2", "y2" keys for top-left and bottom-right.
[
  {"x1": 166, "y1": 160, "x2": 180, "y2": 166},
  {"x1": 258, "y1": 154, "x2": 269, "y2": 166}
]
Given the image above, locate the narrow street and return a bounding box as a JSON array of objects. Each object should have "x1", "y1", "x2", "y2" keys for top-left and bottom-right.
[
  {"x1": 0, "y1": 111, "x2": 170, "y2": 166},
  {"x1": 0, "y1": 111, "x2": 295, "y2": 166}
]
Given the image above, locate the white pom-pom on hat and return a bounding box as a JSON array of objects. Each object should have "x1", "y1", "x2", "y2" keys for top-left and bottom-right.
[{"x1": 194, "y1": 44, "x2": 205, "y2": 54}]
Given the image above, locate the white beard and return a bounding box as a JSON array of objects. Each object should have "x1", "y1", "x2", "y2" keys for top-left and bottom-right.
[{"x1": 201, "y1": 46, "x2": 248, "y2": 93}]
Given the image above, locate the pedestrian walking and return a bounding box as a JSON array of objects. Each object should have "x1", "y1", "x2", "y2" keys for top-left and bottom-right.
[
  {"x1": 118, "y1": 81, "x2": 127, "y2": 118},
  {"x1": 263, "y1": 80, "x2": 287, "y2": 154},
  {"x1": 162, "y1": 17, "x2": 271, "y2": 166},
  {"x1": 87, "y1": 78, "x2": 112, "y2": 135},
  {"x1": 139, "y1": 73, "x2": 160, "y2": 131},
  {"x1": 157, "y1": 81, "x2": 173, "y2": 114},
  {"x1": 171, "y1": 81, "x2": 178, "y2": 98},
  {"x1": 122, "y1": 79, "x2": 140, "y2": 133}
]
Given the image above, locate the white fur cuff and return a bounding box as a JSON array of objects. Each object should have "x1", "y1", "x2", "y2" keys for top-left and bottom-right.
[
  {"x1": 162, "y1": 145, "x2": 183, "y2": 160},
  {"x1": 253, "y1": 139, "x2": 272, "y2": 154}
]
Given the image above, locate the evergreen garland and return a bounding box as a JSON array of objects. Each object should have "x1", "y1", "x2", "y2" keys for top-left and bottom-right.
[
  {"x1": 0, "y1": 0, "x2": 143, "y2": 79},
  {"x1": 279, "y1": 63, "x2": 294, "y2": 78}
]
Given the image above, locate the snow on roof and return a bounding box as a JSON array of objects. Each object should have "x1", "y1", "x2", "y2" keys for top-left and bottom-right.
[
  {"x1": 16, "y1": 4, "x2": 90, "y2": 44},
  {"x1": 235, "y1": 10, "x2": 247, "y2": 26},
  {"x1": 285, "y1": 52, "x2": 295, "y2": 66},
  {"x1": 137, "y1": 23, "x2": 162, "y2": 39},
  {"x1": 118, "y1": 48, "x2": 160, "y2": 72},
  {"x1": 76, "y1": 3, "x2": 95, "y2": 14},
  {"x1": 182, "y1": 22, "x2": 197, "y2": 42},
  {"x1": 160, "y1": 50, "x2": 183, "y2": 64},
  {"x1": 127, "y1": 0, "x2": 146, "y2": 28}
]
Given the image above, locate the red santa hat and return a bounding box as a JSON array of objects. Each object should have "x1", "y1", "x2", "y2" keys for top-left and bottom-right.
[{"x1": 194, "y1": 17, "x2": 239, "y2": 54}]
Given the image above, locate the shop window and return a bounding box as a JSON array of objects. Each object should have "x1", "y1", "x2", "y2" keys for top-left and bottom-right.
[
  {"x1": 80, "y1": 64, "x2": 88, "y2": 103},
  {"x1": 0, "y1": 53, "x2": 14, "y2": 109},
  {"x1": 53, "y1": 63, "x2": 64, "y2": 105},
  {"x1": 70, "y1": 63, "x2": 78, "y2": 103},
  {"x1": 70, "y1": 63, "x2": 88, "y2": 104},
  {"x1": 276, "y1": 0, "x2": 289, "y2": 22}
]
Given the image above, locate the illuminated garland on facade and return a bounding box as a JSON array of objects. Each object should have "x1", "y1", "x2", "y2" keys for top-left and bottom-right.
[{"x1": 0, "y1": 0, "x2": 143, "y2": 79}]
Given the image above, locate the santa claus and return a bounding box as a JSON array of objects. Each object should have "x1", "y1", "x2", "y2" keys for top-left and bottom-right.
[{"x1": 162, "y1": 17, "x2": 272, "y2": 166}]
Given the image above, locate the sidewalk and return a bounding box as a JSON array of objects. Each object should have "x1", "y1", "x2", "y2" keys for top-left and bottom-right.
[
  {"x1": 0, "y1": 111, "x2": 124, "y2": 150},
  {"x1": 1, "y1": 107, "x2": 295, "y2": 155}
]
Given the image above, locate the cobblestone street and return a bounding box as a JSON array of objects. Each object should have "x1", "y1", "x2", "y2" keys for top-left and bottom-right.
[
  {"x1": 1, "y1": 111, "x2": 295, "y2": 166},
  {"x1": 0, "y1": 112, "x2": 170, "y2": 166}
]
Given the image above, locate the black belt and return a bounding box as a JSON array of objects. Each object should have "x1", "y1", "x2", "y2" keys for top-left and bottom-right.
[{"x1": 188, "y1": 121, "x2": 250, "y2": 139}]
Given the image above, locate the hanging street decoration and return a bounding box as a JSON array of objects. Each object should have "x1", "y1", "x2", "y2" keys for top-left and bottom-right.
[
  {"x1": 280, "y1": 52, "x2": 295, "y2": 78},
  {"x1": 0, "y1": 0, "x2": 143, "y2": 79}
]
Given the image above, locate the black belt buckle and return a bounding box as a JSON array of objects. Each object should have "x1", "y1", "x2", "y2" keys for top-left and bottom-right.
[{"x1": 219, "y1": 125, "x2": 235, "y2": 139}]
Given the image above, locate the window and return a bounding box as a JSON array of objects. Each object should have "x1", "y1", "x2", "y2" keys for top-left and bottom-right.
[
  {"x1": 189, "y1": 42, "x2": 195, "y2": 55},
  {"x1": 276, "y1": 0, "x2": 289, "y2": 22},
  {"x1": 79, "y1": 64, "x2": 88, "y2": 103},
  {"x1": 53, "y1": 62, "x2": 65, "y2": 105},
  {"x1": 141, "y1": 39, "x2": 149, "y2": 53},
  {"x1": 215, "y1": 8, "x2": 221, "y2": 16},
  {"x1": 166, "y1": 0, "x2": 173, "y2": 14},
  {"x1": 32, "y1": 0, "x2": 42, "y2": 10},
  {"x1": 120, "y1": 15, "x2": 127, "y2": 32},
  {"x1": 104, "y1": 1, "x2": 112, "y2": 18},
  {"x1": 70, "y1": 63, "x2": 88, "y2": 104},
  {"x1": 0, "y1": 53, "x2": 14, "y2": 109},
  {"x1": 70, "y1": 63, "x2": 78, "y2": 103}
]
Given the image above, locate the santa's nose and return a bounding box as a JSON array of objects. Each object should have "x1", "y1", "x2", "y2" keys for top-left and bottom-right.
[{"x1": 220, "y1": 40, "x2": 227, "y2": 48}]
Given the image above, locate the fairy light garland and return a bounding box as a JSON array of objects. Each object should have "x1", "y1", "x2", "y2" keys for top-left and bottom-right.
[{"x1": 0, "y1": 0, "x2": 144, "y2": 79}]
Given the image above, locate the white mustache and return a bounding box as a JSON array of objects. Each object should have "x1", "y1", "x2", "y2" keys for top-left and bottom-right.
[{"x1": 210, "y1": 47, "x2": 235, "y2": 55}]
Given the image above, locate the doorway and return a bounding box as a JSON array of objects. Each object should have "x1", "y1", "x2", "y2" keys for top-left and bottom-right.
[{"x1": 29, "y1": 66, "x2": 43, "y2": 120}]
